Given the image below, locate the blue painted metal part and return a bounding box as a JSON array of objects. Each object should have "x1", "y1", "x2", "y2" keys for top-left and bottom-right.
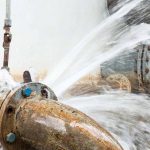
[
  {"x1": 6, "y1": 133, "x2": 16, "y2": 143},
  {"x1": 22, "y1": 88, "x2": 32, "y2": 97}
]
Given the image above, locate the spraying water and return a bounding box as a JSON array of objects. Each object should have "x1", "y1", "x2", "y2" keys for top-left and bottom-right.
[
  {"x1": 0, "y1": 69, "x2": 18, "y2": 90},
  {"x1": 43, "y1": 1, "x2": 149, "y2": 150},
  {"x1": 44, "y1": 0, "x2": 150, "y2": 96},
  {"x1": 0, "y1": 0, "x2": 150, "y2": 150},
  {"x1": 62, "y1": 92, "x2": 150, "y2": 150}
]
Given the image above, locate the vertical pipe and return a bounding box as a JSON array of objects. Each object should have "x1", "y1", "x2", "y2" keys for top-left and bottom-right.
[
  {"x1": 5, "y1": 0, "x2": 11, "y2": 27},
  {"x1": 2, "y1": 0, "x2": 12, "y2": 71}
]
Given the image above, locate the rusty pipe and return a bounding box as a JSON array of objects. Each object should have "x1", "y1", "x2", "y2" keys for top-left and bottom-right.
[
  {"x1": 2, "y1": 0, "x2": 12, "y2": 71},
  {"x1": 0, "y1": 83, "x2": 123, "y2": 150},
  {"x1": 15, "y1": 100, "x2": 123, "y2": 150}
]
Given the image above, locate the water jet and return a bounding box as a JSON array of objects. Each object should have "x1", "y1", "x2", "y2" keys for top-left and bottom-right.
[
  {"x1": 101, "y1": 0, "x2": 150, "y2": 93},
  {"x1": 0, "y1": 1, "x2": 123, "y2": 149}
]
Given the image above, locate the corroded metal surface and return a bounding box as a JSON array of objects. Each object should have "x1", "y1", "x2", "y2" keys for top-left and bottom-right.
[
  {"x1": 101, "y1": 45, "x2": 150, "y2": 93},
  {"x1": 0, "y1": 83, "x2": 57, "y2": 150},
  {"x1": 23, "y1": 71, "x2": 32, "y2": 83},
  {"x1": 106, "y1": 74, "x2": 131, "y2": 92},
  {"x1": 0, "y1": 83, "x2": 123, "y2": 150},
  {"x1": 14, "y1": 100, "x2": 122, "y2": 150},
  {"x1": 2, "y1": 27, "x2": 12, "y2": 71},
  {"x1": 101, "y1": 51, "x2": 139, "y2": 92}
]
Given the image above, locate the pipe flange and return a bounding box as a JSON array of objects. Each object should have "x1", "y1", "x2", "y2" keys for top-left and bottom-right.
[{"x1": 0, "y1": 82, "x2": 57, "y2": 150}]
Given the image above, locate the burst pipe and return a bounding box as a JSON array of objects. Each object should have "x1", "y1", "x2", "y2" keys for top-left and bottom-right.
[{"x1": 0, "y1": 82, "x2": 123, "y2": 150}]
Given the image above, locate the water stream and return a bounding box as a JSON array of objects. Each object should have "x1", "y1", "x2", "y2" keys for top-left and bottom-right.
[
  {"x1": 62, "y1": 92, "x2": 150, "y2": 150},
  {"x1": 0, "y1": 0, "x2": 150, "y2": 150},
  {"x1": 43, "y1": 0, "x2": 150, "y2": 96}
]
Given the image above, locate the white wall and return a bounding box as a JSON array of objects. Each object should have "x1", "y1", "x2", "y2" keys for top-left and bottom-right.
[{"x1": 0, "y1": 0, "x2": 107, "y2": 74}]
